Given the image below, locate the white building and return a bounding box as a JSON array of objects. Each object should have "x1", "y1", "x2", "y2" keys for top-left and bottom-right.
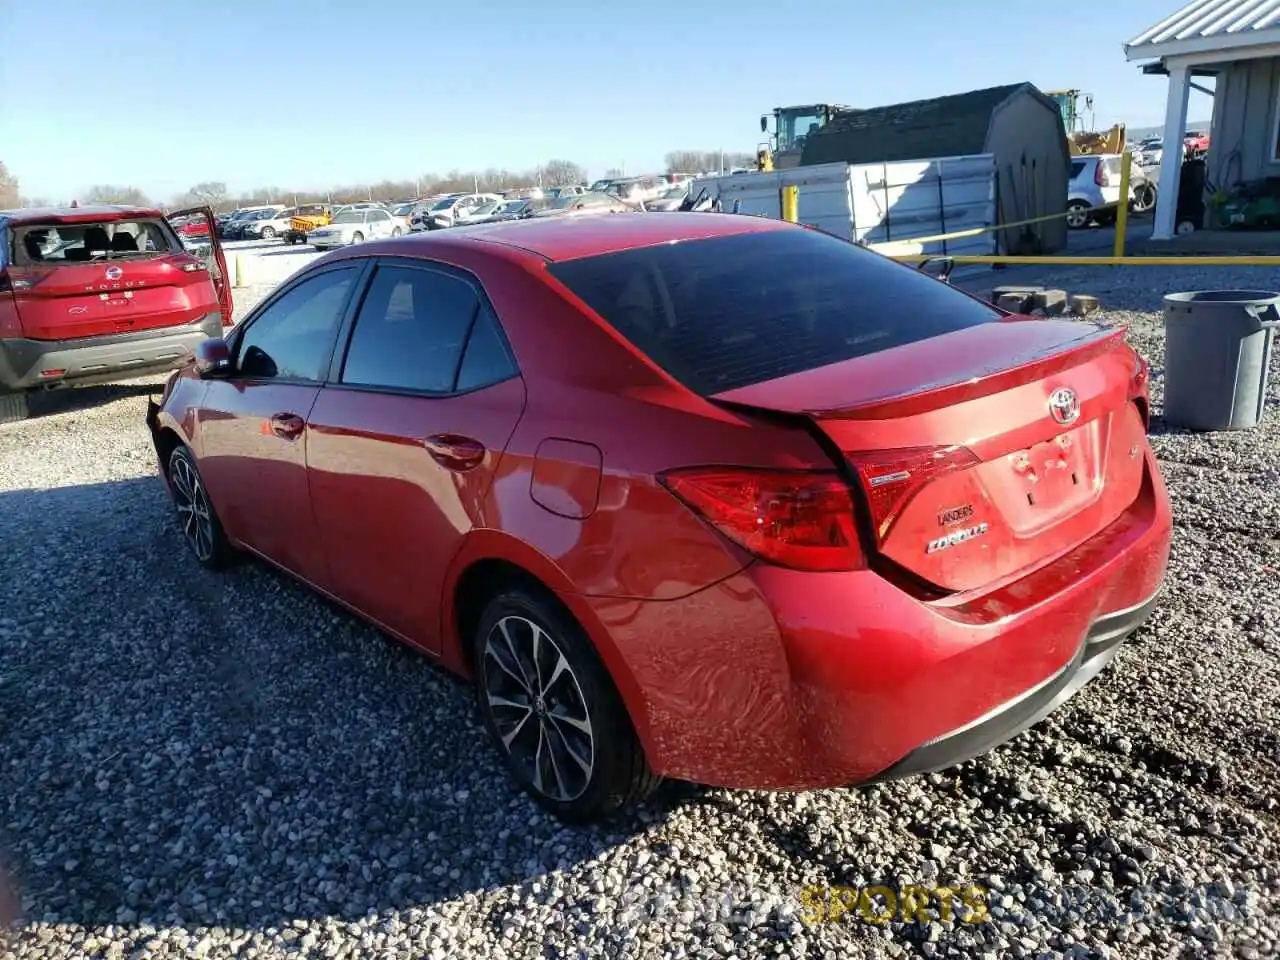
[{"x1": 1125, "y1": 0, "x2": 1280, "y2": 238}]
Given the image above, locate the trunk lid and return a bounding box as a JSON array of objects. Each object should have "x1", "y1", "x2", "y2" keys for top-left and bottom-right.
[
  {"x1": 712, "y1": 319, "x2": 1149, "y2": 593},
  {"x1": 9, "y1": 253, "x2": 219, "y2": 340}
]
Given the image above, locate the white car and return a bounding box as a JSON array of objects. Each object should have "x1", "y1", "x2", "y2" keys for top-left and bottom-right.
[
  {"x1": 307, "y1": 208, "x2": 402, "y2": 249},
  {"x1": 421, "y1": 193, "x2": 504, "y2": 230}
]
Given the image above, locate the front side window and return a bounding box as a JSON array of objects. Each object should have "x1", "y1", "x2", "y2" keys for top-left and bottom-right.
[
  {"x1": 340, "y1": 265, "x2": 482, "y2": 393},
  {"x1": 236, "y1": 267, "x2": 358, "y2": 381}
]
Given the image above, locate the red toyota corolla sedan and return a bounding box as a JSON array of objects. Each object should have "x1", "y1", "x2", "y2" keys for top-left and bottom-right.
[{"x1": 146, "y1": 213, "x2": 1172, "y2": 823}]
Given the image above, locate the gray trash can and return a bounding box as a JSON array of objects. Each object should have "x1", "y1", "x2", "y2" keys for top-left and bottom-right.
[{"x1": 1162, "y1": 290, "x2": 1280, "y2": 431}]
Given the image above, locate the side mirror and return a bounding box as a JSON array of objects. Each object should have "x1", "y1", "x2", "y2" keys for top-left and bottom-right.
[
  {"x1": 194, "y1": 337, "x2": 233, "y2": 377},
  {"x1": 760, "y1": 115, "x2": 768, "y2": 133}
]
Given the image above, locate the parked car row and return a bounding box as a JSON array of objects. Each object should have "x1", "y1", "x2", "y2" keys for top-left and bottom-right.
[{"x1": 196, "y1": 175, "x2": 696, "y2": 252}]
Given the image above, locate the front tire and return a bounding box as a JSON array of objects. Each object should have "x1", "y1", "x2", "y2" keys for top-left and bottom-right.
[
  {"x1": 261, "y1": 226, "x2": 276, "y2": 240},
  {"x1": 391, "y1": 226, "x2": 402, "y2": 237},
  {"x1": 167, "y1": 445, "x2": 234, "y2": 570},
  {"x1": 349, "y1": 231, "x2": 365, "y2": 245},
  {"x1": 472, "y1": 586, "x2": 659, "y2": 824}
]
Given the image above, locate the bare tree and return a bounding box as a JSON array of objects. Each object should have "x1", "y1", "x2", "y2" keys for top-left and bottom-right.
[
  {"x1": 188, "y1": 181, "x2": 229, "y2": 208},
  {"x1": 83, "y1": 185, "x2": 151, "y2": 206},
  {"x1": 541, "y1": 159, "x2": 587, "y2": 187},
  {"x1": 664, "y1": 150, "x2": 755, "y2": 174},
  {"x1": 603, "y1": 167, "x2": 625, "y2": 179},
  {"x1": 663, "y1": 151, "x2": 705, "y2": 175},
  {"x1": 0, "y1": 162, "x2": 19, "y2": 208}
]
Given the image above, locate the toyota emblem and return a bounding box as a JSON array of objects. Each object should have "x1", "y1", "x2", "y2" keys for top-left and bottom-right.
[
  {"x1": 104, "y1": 265, "x2": 123, "y2": 281},
  {"x1": 1048, "y1": 387, "x2": 1081, "y2": 426}
]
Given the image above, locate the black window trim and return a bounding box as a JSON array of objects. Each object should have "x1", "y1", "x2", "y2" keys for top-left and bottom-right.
[
  {"x1": 223, "y1": 258, "x2": 373, "y2": 387},
  {"x1": 323, "y1": 254, "x2": 520, "y2": 399}
]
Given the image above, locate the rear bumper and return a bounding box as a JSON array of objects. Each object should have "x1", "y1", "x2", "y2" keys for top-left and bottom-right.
[
  {"x1": 868, "y1": 593, "x2": 1157, "y2": 782},
  {"x1": 0, "y1": 313, "x2": 222, "y2": 391},
  {"x1": 584, "y1": 452, "x2": 1173, "y2": 790}
]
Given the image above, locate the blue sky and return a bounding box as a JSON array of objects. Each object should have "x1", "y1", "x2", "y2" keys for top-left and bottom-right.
[{"x1": 0, "y1": 0, "x2": 1211, "y2": 203}]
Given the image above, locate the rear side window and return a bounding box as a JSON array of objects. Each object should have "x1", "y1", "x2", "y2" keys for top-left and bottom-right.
[
  {"x1": 547, "y1": 228, "x2": 1002, "y2": 395},
  {"x1": 340, "y1": 265, "x2": 484, "y2": 393}
]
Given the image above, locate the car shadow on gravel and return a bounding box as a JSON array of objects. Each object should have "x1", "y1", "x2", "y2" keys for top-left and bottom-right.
[
  {"x1": 0, "y1": 478, "x2": 653, "y2": 933},
  {"x1": 18, "y1": 382, "x2": 164, "y2": 421}
]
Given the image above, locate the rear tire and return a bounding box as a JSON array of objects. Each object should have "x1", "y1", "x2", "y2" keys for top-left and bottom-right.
[
  {"x1": 472, "y1": 585, "x2": 660, "y2": 824},
  {"x1": 166, "y1": 445, "x2": 234, "y2": 570},
  {"x1": 0, "y1": 390, "x2": 30, "y2": 425}
]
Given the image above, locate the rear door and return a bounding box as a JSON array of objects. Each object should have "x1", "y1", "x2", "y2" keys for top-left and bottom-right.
[
  {"x1": 168, "y1": 206, "x2": 234, "y2": 325},
  {"x1": 548, "y1": 226, "x2": 1150, "y2": 596},
  {"x1": 306, "y1": 258, "x2": 525, "y2": 650}
]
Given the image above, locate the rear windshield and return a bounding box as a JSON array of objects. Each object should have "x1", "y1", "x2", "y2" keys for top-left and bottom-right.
[
  {"x1": 12, "y1": 219, "x2": 176, "y2": 265},
  {"x1": 547, "y1": 228, "x2": 1002, "y2": 395},
  {"x1": 1070, "y1": 160, "x2": 1087, "y2": 178}
]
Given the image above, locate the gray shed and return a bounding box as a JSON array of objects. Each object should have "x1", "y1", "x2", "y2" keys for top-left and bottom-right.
[{"x1": 801, "y1": 83, "x2": 1071, "y2": 254}]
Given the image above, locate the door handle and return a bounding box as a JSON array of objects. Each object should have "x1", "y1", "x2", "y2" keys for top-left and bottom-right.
[
  {"x1": 422, "y1": 434, "x2": 486, "y2": 471},
  {"x1": 269, "y1": 412, "x2": 305, "y2": 440}
]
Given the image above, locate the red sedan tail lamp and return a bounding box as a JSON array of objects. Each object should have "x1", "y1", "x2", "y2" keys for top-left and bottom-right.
[
  {"x1": 844, "y1": 445, "x2": 980, "y2": 541},
  {"x1": 657, "y1": 467, "x2": 863, "y2": 572}
]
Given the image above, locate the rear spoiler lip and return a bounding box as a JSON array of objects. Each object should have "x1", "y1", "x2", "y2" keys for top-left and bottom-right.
[{"x1": 710, "y1": 322, "x2": 1129, "y2": 423}]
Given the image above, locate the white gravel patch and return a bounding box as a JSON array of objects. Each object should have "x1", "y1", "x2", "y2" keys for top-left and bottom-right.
[{"x1": 0, "y1": 264, "x2": 1277, "y2": 959}]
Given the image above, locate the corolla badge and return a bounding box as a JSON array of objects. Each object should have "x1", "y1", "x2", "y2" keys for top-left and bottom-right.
[
  {"x1": 926, "y1": 522, "x2": 989, "y2": 554},
  {"x1": 1048, "y1": 387, "x2": 1081, "y2": 426},
  {"x1": 104, "y1": 265, "x2": 123, "y2": 281}
]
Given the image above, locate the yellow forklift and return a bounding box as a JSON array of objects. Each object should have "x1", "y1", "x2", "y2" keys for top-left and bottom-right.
[
  {"x1": 756, "y1": 103, "x2": 855, "y2": 170},
  {"x1": 1045, "y1": 89, "x2": 1126, "y2": 155}
]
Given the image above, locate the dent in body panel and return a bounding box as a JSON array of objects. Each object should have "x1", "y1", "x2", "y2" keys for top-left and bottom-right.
[{"x1": 583, "y1": 573, "x2": 805, "y2": 787}]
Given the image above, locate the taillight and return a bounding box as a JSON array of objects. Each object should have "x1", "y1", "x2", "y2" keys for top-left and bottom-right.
[
  {"x1": 845, "y1": 445, "x2": 980, "y2": 541},
  {"x1": 1130, "y1": 353, "x2": 1150, "y2": 395},
  {"x1": 657, "y1": 467, "x2": 863, "y2": 572},
  {"x1": 0, "y1": 268, "x2": 45, "y2": 293},
  {"x1": 1130, "y1": 353, "x2": 1151, "y2": 429},
  {"x1": 1095, "y1": 163, "x2": 1110, "y2": 187}
]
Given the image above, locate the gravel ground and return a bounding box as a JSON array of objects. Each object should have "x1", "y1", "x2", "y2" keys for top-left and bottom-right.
[{"x1": 1, "y1": 265, "x2": 1278, "y2": 960}]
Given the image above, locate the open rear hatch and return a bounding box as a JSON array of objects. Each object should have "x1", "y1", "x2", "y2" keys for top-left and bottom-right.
[{"x1": 713, "y1": 319, "x2": 1150, "y2": 594}]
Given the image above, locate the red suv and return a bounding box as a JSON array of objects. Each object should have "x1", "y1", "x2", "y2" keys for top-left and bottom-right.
[
  {"x1": 0, "y1": 204, "x2": 232, "y2": 422},
  {"x1": 147, "y1": 214, "x2": 1171, "y2": 823}
]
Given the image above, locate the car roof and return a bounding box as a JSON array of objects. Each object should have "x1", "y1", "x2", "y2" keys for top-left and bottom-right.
[
  {"x1": 432, "y1": 211, "x2": 790, "y2": 262},
  {"x1": 0, "y1": 204, "x2": 163, "y2": 225}
]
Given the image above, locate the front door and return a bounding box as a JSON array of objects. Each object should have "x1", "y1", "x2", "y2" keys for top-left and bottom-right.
[
  {"x1": 306, "y1": 259, "x2": 525, "y2": 650},
  {"x1": 196, "y1": 262, "x2": 364, "y2": 585}
]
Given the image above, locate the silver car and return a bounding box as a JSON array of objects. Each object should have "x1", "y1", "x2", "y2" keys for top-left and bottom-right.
[{"x1": 1066, "y1": 155, "x2": 1155, "y2": 229}]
